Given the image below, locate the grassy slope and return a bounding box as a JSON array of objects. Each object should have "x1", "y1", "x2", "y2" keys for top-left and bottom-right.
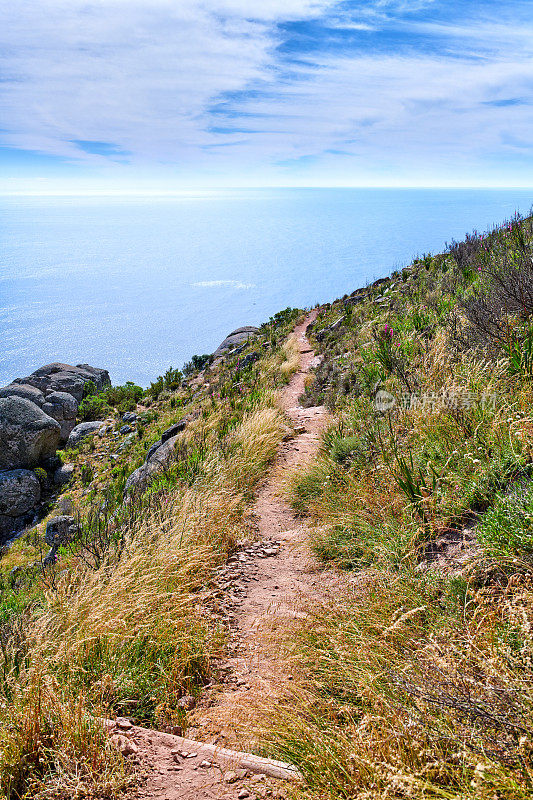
[
  {"x1": 260, "y1": 214, "x2": 533, "y2": 799},
  {"x1": 4, "y1": 211, "x2": 533, "y2": 800},
  {"x1": 0, "y1": 309, "x2": 301, "y2": 799}
]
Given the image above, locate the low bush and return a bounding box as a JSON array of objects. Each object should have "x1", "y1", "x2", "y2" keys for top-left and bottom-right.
[
  {"x1": 78, "y1": 382, "x2": 143, "y2": 420},
  {"x1": 183, "y1": 355, "x2": 210, "y2": 376}
]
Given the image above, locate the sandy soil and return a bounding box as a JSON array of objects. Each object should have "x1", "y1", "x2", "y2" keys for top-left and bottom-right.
[{"x1": 120, "y1": 311, "x2": 332, "y2": 800}]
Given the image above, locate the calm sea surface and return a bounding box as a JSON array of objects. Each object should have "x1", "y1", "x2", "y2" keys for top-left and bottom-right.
[{"x1": 1, "y1": 189, "x2": 531, "y2": 387}]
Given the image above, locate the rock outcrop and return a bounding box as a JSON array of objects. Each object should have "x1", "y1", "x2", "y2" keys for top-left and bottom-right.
[
  {"x1": 0, "y1": 361, "x2": 109, "y2": 543},
  {"x1": 213, "y1": 326, "x2": 259, "y2": 358},
  {"x1": 124, "y1": 413, "x2": 198, "y2": 495},
  {"x1": 17, "y1": 362, "x2": 110, "y2": 402},
  {"x1": 1, "y1": 362, "x2": 110, "y2": 444},
  {"x1": 161, "y1": 419, "x2": 187, "y2": 443},
  {"x1": 0, "y1": 383, "x2": 46, "y2": 406},
  {"x1": 42, "y1": 391, "x2": 79, "y2": 441},
  {"x1": 54, "y1": 463, "x2": 75, "y2": 486},
  {"x1": 45, "y1": 515, "x2": 75, "y2": 547},
  {"x1": 124, "y1": 434, "x2": 180, "y2": 494}
]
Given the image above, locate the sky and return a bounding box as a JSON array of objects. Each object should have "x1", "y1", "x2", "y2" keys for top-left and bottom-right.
[{"x1": 1, "y1": 0, "x2": 533, "y2": 192}]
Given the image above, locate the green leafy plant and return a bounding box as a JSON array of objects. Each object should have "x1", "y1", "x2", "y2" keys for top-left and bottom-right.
[
  {"x1": 147, "y1": 366, "x2": 183, "y2": 398},
  {"x1": 390, "y1": 440, "x2": 440, "y2": 522},
  {"x1": 506, "y1": 324, "x2": 533, "y2": 377}
]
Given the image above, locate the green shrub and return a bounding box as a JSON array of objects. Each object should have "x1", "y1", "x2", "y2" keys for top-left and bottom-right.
[
  {"x1": 33, "y1": 467, "x2": 48, "y2": 487},
  {"x1": 105, "y1": 382, "x2": 143, "y2": 412},
  {"x1": 267, "y1": 307, "x2": 300, "y2": 327},
  {"x1": 78, "y1": 382, "x2": 143, "y2": 420},
  {"x1": 77, "y1": 394, "x2": 112, "y2": 421},
  {"x1": 147, "y1": 367, "x2": 183, "y2": 398},
  {"x1": 183, "y1": 356, "x2": 210, "y2": 377}
]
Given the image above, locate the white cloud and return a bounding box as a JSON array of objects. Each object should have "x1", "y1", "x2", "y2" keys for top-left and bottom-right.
[
  {"x1": 0, "y1": 0, "x2": 335, "y2": 162},
  {"x1": 1, "y1": 0, "x2": 533, "y2": 187}
]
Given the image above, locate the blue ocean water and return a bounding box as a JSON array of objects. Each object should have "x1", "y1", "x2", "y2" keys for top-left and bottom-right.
[{"x1": 0, "y1": 189, "x2": 531, "y2": 387}]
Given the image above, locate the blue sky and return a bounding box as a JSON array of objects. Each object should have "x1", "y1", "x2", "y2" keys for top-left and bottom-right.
[{"x1": 1, "y1": 0, "x2": 533, "y2": 192}]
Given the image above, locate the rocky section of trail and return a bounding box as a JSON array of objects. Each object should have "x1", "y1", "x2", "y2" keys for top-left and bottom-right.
[
  {"x1": 123, "y1": 311, "x2": 333, "y2": 800},
  {"x1": 417, "y1": 520, "x2": 482, "y2": 576}
]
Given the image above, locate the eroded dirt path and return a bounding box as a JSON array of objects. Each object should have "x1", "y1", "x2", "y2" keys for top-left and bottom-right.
[{"x1": 124, "y1": 312, "x2": 330, "y2": 800}]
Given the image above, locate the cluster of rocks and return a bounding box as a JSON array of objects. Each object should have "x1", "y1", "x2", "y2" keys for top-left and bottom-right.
[
  {"x1": 205, "y1": 538, "x2": 280, "y2": 630},
  {"x1": 0, "y1": 362, "x2": 110, "y2": 542},
  {"x1": 124, "y1": 412, "x2": 198, "y2": 494},
  {"x1": 312, "y1": 315, "x2": 346, "y2": 342},
  {"x1": 0, "y1": 324, "x2": 261, "y2": 543}
]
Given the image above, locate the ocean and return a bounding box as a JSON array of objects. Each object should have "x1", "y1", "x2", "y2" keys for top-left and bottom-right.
[{"x1": 1, "y1": 188, "x2": 531, "y2": 387}]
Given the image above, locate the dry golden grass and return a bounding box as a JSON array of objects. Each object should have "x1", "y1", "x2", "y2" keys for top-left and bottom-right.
[
  {"x1": 0, "y1": 405, "x2": 287, "y2": 799},
  {"x1": 256, "y1": 571, "x2": 533, "y2": 800},
  {"x1": 280, "y1": 334, "x2": 301, "y2": 380}
]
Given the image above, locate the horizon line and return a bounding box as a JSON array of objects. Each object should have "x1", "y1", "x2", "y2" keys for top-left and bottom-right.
[{"x1": 1, "y1": 186, "x2": 533, "y2": 197}]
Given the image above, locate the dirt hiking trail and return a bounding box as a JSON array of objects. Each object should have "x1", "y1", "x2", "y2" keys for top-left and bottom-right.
[{"x1": 121, "y1": 311, "x2": 331, "y2": 800}]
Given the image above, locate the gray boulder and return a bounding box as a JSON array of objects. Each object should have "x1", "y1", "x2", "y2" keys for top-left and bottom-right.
[
  {"x1": 329, "y1": 316, "x2": 346, "y2": 332},
  {"x1": 161, "y1": 419, "x2": 187, "y2": 443},
  {"x1": 125, "y1": 435, "x2": 179, "y2": 493},
  {"x1": 54, "y1": 463, "x2": 75, "y2": 486},
  {"x1": 371, "y1": 277, "x2": 388, "y2": 288},
  {"x1": 42, "y1": 391, "x2": 79, "y2": 442},
  {"x1": 146, "y1": 440, "x2": 162, "y2": 460},
  {"x1": 66, "y1": 421, "x2": 105, "y2": 449},
  {"x1": 19, "y1": 362, "x2": 110, "y2": 402},
  {"x1": 213, "y1": 326, "x2": 259, "y2": 358},
  {"x1": 143, "y1": 416, "x2": 190, "y2": 462},
  {"x1": 75, "y1": 364, "x2": 111, "y2": 389},
  {"x1": 0, "y1": 397, "x2": 61, "y2": 469},
  {"x1": 45, "y1": 515, "x2": 74, "y2": 547},
  {"x1": 237, "y1": 351, "x2": 259, "y2": 369},
  {"x1": 0, "y1": 383, "x2": 45, "y2": 407},
  {"x1": 344, "y1": 291, "x2": 368, "y2": 308},
  {"x1": 0, "y1": 469, "x2": 41, "y2": 517}
]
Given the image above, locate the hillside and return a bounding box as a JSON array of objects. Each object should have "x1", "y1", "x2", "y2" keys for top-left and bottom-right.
[
  {"x1": 264, "y1": 211, "x2": 533, "y2": 799},
  {"x1": 2, "y1": 212, "x2": 533, "y2": 800}
]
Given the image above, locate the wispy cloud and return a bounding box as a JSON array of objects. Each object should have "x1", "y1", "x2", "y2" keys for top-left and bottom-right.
[{"x1": 1, "y1": 0, "x2": 533, "y2": 188}]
